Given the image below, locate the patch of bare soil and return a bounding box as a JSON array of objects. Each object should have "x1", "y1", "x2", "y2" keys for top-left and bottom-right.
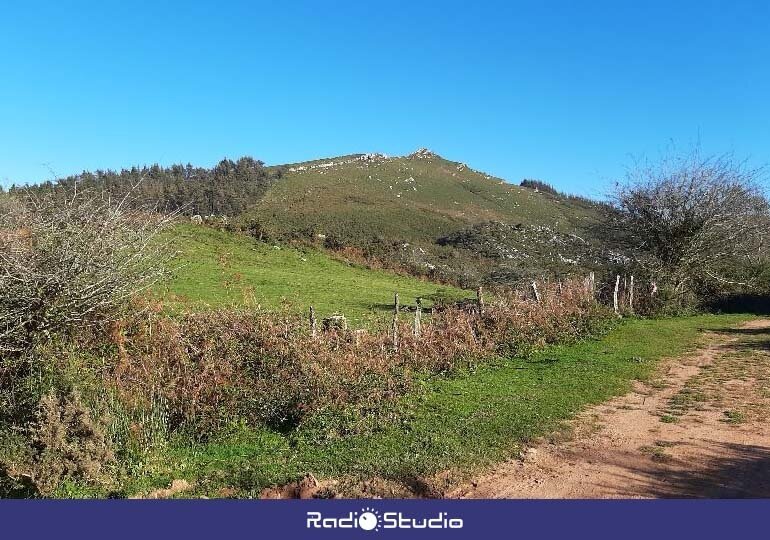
[
  {"x1": 130, "y1": 479, "x2": 193, "y2": 499},
  {"x1": 452, "y1": 319, "x2": 770, "y2": 499},
  {"x1": 259, "y1": 473, "x2": 339, "y2": 499}
]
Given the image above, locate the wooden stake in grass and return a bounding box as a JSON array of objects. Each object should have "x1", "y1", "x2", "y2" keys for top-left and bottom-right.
[
  {"x1": 309, "y1": 305, "x2": 317, "y2": 338},
  {"x1": 531, "y1": 281, "x2": 541, "y2": 303},
  {"x1": 613, "y1": 274, "x2": 620, "y2": 315},
  {"x1": 393, "y1": 291, "x2": 400, "y2": 349},
  {"x1": 414, "y1": 297, "x2": 422, "y2": 338},
  {"x1": 629, "y1": 275, "x2": 634, "y2": 311},
  {"x1": 476, "y1": 286, "x2": 484, "y2": 315}
]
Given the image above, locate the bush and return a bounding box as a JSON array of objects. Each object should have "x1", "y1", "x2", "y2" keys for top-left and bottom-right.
[
  {"x1": 0, "y1": 187, "x2": 170, "y2": 355},
  {"x1": 0, "y1": 187, "x2": 170, "y2": 421},
  {"x1": 26, "y1": 391, "x2": 114, "y2": 496},
  {"x1": 1, "y1": 390, "x2": 115, "y2": 497},
  {"x1": 0, "y1": 187, "x2": 169, "y2": 495},
  {"x1": 611, "y1": 148, "x2": 770, "y2": 310},
  {"x1": 104, "y1": 278, "x2": 612, "y2": 440},
  {"x1": 520, "y1": 179, "x2": 559, "y2": 195}
]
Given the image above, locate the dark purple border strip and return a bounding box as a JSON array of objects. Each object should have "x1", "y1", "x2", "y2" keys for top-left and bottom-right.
[{"x1": 0, "y1": 499, "x2": 768, "y2": 539}]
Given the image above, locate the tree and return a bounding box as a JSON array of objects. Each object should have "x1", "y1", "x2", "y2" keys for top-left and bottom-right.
[
  {"x1": 612, "y1": 148, "x2": 770, "y2": 307},
  {"x1": 14, "y1": 155, "x2": 280, "y2": 218}
]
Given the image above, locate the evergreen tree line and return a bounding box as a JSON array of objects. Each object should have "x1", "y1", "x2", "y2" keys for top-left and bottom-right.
[{"x1": 12, "y1": 156, "x2": 282, "y2": 217}]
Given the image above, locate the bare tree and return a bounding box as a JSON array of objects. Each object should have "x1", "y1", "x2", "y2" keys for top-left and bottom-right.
[
  {"x1": 612, "y1": 148, "x2": 770, "y2": 305},
  {"x1": 0, "y1": 185, "x2": 172, "y2": 354}
]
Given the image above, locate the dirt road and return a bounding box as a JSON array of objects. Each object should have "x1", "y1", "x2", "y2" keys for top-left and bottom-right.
[{"x1": 453, "y1": 319, "x2": 770, "y2": 499}]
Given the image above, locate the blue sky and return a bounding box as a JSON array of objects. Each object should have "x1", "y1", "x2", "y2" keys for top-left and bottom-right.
[{"x1": 1, "y1": 0, "x2": 768, "y2": 197}]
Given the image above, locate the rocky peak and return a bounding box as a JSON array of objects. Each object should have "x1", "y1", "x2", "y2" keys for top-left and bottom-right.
[{"x1": 408, "y1": 148, "x2": 439, "y2": 160}]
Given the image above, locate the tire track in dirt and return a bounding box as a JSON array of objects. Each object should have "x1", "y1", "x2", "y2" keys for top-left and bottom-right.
[{"x1": 452, "y1": 319, "x2": 770, "y2": 498}]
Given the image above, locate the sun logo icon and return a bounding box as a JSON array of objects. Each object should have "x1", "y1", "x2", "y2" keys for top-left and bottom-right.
[{"x1": 358, "y1": 507, "x2": 382, "y2": 532}]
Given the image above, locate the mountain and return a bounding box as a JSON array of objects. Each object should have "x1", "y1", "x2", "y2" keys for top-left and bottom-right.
[
  {"x1": 255, "y1": 149, "x2": 594, "y2": 241},
  {"x1": 248, "y1": 149, "x2": 612, "y2": 285},
  {"x1": 20, "y1": 149, "x2": 617, "y2": 286}
]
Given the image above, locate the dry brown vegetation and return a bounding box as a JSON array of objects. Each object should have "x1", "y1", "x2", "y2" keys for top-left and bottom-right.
[
  {"x1": 1, "y1": 276, "x2": 612, "y2": 495},
  {"x1": 107, "y1": 280, "x2": 610, "y2": 439}
]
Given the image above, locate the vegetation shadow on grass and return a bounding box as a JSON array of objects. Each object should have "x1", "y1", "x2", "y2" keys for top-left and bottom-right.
[{"x1": 706, "y1": 295, "x2": 770, "y2": 316}]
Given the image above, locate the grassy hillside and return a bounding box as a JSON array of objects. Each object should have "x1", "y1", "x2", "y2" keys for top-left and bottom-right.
[
  {"x1": 249, "y1": 150, "x2": 609, "y2": 284},
  {"x1": 31, "y1": 148, "x2": 612, "y2": 286},
  {"x1": 257, "y1": 150, "x2": 600, "y2": 243},
  {"x1": 158, "y1": 223, "x2": 471, "y2": 324}
]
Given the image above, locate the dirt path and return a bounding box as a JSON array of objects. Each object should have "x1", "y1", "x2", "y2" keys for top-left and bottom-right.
[{"x1": 452, "y1": 319, "x2": 770, "y2": 499}]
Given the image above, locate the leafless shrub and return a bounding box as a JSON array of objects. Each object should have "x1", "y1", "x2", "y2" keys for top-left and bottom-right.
[
  {"x1": 612, "y1": 148, "x2": 770, "y2": 307},
  {"x1": 0, "y1": 186, "x2": 172, "y2": 354}
]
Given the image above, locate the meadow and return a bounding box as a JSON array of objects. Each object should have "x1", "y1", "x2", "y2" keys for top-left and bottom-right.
[{"x1": 158, "y1": 224, "x2": 471, "y2": 324}]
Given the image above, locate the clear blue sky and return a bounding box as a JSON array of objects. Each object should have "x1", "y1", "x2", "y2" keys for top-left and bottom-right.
[{"x1": 2, "y1": 0, "x2": 768, "y2": 197}]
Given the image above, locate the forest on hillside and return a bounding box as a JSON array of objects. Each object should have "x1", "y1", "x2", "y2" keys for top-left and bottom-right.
[{"x1": 10, "y1": 157, "x2": 283, "y2": 217}]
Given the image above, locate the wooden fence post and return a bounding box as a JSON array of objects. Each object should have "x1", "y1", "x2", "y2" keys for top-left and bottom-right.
[
  {"x1": 309, "y1": 306, "x2": 317, "y2": 338},
  {"x1": 414, "y1": 297, "x2": 422, "y2": 337},
  {"x1": 531, "y1": 281, "x2": 541, "y2": 303},
  {"x1": 613, "y1": 274, "x2": 620, "y2": 315},
  {"x1": 629, "y1": 275, "x2": 634, "y2": 311},
  {"x1": 392, "y1": 291, "x2": 399, "y2": 349},
  {"x1": 589, "y1": 271, "x2": 595, "y2": 295},
  {"x1": 476, "y1": 286, "x2": 484, "y2": 315}
]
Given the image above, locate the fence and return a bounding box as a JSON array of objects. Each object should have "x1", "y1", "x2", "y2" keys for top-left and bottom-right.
[{"x1": 304, "y1": 272, "x2": 653, "y2": 351}]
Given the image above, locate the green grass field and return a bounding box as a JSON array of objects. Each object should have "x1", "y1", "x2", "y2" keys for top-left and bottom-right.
[
  {"x1": 108, "y1": 313, "x2": 751, "y2": 498},
  {"x1": 157, "y1": 224, "x2": 471, "y2": 324},
  {"x1": 255, "y1": 153, "x2": 600, "y2": 245}
]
